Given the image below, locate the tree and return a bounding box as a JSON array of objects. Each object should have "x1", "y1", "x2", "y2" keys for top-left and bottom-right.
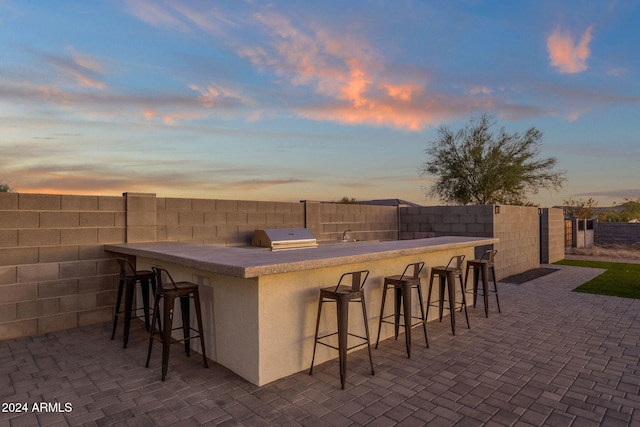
[
  {"x1": 616, "y1": 198, "x2": 640, "y2": 222},
  {"x1": 563, "y1": 197, "x2": 598, "y2": 219},
  {"x1": 419, "y1": 114, "x2": 566, "y2": 205},
  {"x1": 601, "y1": 197, "x2": 640, "y2": 222},
  {"x1": 338, "y1": 196, "x2": 358, "y2": 204},
  {"x1": 0, "y1": 182, "x2": 12, "y2": 192}
]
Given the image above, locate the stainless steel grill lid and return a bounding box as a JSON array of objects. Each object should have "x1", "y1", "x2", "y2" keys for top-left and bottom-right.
[{"x1": 253, "y1": 228, "x2": 317, "y2": 250}]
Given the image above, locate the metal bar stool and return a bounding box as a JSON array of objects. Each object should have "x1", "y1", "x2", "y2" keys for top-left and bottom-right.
[
  {"x1": 309, "y1": 270, "x2": 374, "y2": 389},
  {"x1": 464, "y1": 249, "x2": 501, "y2": 317},
  {"x1": 426, "y1": 255, "x2": 470, "y2": 335},
  {"x1": 111, "y1": 258, "x2": 156, "y2": 348},
  {"x1": 146, "y1": 267, "x2": 208, "y2": 381},
  {"x1": 375, "y1": 262, "x2": 428, "y2": 358}
]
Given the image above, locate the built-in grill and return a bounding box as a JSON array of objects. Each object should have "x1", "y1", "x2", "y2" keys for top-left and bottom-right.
[{"x1": 253, "y1": 228, "x2": 317, "y2": 250}]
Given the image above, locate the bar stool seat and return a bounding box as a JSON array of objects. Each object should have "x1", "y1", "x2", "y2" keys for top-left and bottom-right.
[
  {"x1": 375, "y1": 262, "x2": 428, "y2": 358},
  {"x1": 111, "y1": 258, "x2": 156, "y2": 348},
  {"x1": 309, "y1": 270, "x2": 374, "y2": 389},
  {"x1": 427, "y1": 255, "x2": 470, "y2": 335},
  {"x1": 464, "y1": 249, "x2": 501, "y2": 317},
  {"x1": 146, "y1": 267, "x2": 208, "y2": 381}
]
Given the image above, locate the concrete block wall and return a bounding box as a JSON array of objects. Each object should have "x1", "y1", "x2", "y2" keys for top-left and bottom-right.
[
  {"x1": 0, "y1": 193, "x2": 125, "y2": 340},
  {"x1": 540, "y1": 208, "x2": 565, "y2": 264},
  {"x1": 313, "y1": 202, "x2": 399, "y2": 242},
  {"x1": 400, "y1": 204, "x2": 552, "y2": 279},
  {"x1": 400, "y1": 205, "x2": 494, "y2": 241},
  {"x1": 493, "y1": 205, "x2": 541, "y2": 279},
  {"x1": 156, "y1": 197, "x2": 305, "y2": 246}
]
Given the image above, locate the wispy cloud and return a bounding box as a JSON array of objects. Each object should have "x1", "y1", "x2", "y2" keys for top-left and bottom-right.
[
  {"x1": 117, "y1": 3, "x2": 569, "y2": 131},
  {"x1": 225, "y1": 178, "x2": 307, "y2": 191},
  {"x1": 39, "y1": 47, "x2": 108, "y2": 90},
  {"x1": 547, "y1": 25, "x2": 594, "y2": 74},
  {"x1": 244, "y1": 11, "x2": 507, "y2": 130}
]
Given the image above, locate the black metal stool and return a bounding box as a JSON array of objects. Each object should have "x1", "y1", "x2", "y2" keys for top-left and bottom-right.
[
  {"x1": 111, "y1": 258, "x2": 156, "y2": 348},
  {"x1": 146, "y1": 267, "x2": 208, "y2": 381},
  {"x1": 309, "y1": 270, "x2": 374, "y2": 389},
  {"x1": 375, "y1": 262, "x2": 428, "y2": 358},
  {"x1": 426, "y1": 255, "x2": 470, "y2": 335},
  {"x1": 464, "y1": 249, "x2": 501, "y2": 317}
]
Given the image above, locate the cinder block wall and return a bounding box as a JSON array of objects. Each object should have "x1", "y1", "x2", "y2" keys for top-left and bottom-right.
[
  {"x1": 310, "y1": 202, "x2": 398, "y2": 242},
  {"x1": 156, "y1": 198, "x2": 305, "y2": 246},
  {"x1": 400, "y1": 204, "x2": 547, "y2": 279},
  {"x1": 400, "y1": 205, "x2": 494, "y2": 240},
  {"x1": 540, "y1": 208, "x2": 565, "y2": 263},
  {"x1": 0, "y1": 193, "x2": 401, "y2": 341},
  {"x1": 494, "y1": 205, "x2": 541, "y2": 278},
  {"x1": 0, "y1": 193, "x2": 125, "y2": 340}
]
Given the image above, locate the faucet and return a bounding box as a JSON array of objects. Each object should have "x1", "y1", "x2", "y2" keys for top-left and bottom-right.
[{"x1": 342, "y1": 229, "x2": 352, "y2": 241}]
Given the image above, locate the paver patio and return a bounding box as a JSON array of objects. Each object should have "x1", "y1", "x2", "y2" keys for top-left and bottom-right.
[{"x1": 1, "y1": 263, "x2": 639, "y2": 426}]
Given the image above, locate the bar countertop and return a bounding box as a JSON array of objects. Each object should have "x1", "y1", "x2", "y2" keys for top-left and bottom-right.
[{"x1": 105, "y1": 236, "x2": 497, "y2": 279}]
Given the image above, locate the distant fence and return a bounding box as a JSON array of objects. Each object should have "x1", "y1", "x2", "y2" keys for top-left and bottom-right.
[{"x1": 595, "y1": 222, "x2": 640, "y2": 245}]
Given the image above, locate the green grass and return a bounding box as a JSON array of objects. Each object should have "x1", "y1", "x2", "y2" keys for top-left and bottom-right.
[{"x1": 555, "y1": 259, "x2": 640, "y2": 299}]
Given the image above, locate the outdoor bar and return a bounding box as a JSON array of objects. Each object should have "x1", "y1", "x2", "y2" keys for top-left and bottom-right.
[{"x1": 106, "y1": 235, "x2": 498, "y2": 386}]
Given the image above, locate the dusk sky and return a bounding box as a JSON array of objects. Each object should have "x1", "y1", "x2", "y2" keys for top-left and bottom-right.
[{"x1": 1, "y1": 0, "x2": 639, "y2": 207}]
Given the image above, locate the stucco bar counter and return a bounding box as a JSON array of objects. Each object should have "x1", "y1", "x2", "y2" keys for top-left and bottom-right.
[{"x1": 105, "y1": 236, "x2": 497, "y2": 386}]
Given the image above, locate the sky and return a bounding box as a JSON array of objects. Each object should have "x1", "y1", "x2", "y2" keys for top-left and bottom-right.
[{"x1": 1, "y1": 0, "x2": 639, "y2": 207}]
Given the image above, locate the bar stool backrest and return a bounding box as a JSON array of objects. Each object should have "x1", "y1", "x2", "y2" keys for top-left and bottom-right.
[
  {"x1": 152, "y1": 267, "x2": 179, "y2": 290},
  {"x1": 400, "y1": 262, "x2": 425, "y2": 280},
  {"x1": 481, "y1": 249, "x2": 498, "y2": 263},
  {"x1": 334, "y1": 270, "x2": 369, "y2": 293},
  {"x1": 117, "y1": 258, "x2": 136, "y2": 278},
  {"x1": 446, "y1": 255, "x2": 465, "y2": 270}
]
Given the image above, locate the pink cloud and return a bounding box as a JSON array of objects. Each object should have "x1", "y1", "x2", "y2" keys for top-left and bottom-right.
[
  {"x1": 547, "y1": 25, "x2": 594, "y2": 74},
  {"x1": 238, "y1": 11, "x2": 443, "y2": 131},
  {"x1": 384, "y1": 83, "x2": 421, "y2": 101}
]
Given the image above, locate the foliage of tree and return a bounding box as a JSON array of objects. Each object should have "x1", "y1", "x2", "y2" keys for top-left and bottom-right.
[
  {"x1": 563, "y1": 197, "x2": 598, "y2": 219},
  {"x1": 338, "y1": 196, "x2": 358, "y2": 204},
  {"x1": 600, "y1": 197, "x2": 640, "y2": 222},
  {"x1": 0, "y1": 182, "x2": 12, "y2": 192},
  {"x1": 419, "y1": 114, "x2": 566, "y2": 205}
]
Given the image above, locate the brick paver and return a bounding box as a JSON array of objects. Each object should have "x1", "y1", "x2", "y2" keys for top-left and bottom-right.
[{"x1": 1, "y1": 264, "x2": 639, "y2": 426}]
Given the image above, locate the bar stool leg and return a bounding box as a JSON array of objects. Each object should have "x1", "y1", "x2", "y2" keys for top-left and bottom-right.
[
  {"x1": 123, "y1": 277, "x2": 135, "y2": 349},
  {"x1": 140, "y1": 278, "x2": 151, "y2": 331},
  {"x1": 446, "y1": 271, "x2": 456, "y2": 335},
  {"x1": 336, "y1": 295, "x2": 349, "y2": 389},
  {"x1": 161, "y1": 294, "x2": 176, "y2": 381},
  {"x1": 439, "y1": 275, "x2": 446, "y2": 322},
  {"x1": 146, "y1": 292, "x2": 161, "y2": 368},
  {"x1": 179, "y1": 296, "x2": 191, "y2": 356},
  {"x1": 464, "y1": 264, "x2": 475, "y2": 307},
  {"x1": 401, "y1": 282, "x2": 412, "y2": 358},
  {"x1": 375, "y1": 284, "x2": 389, "y2": 349},
  {"x1": 192, "y1": 290, "x2": 209, "y2": 368},
  {"x1": 359, "y1": 297, "x2": 375, "y2": 375},
  {"x1": 458, "y1": 272, "x2": 470, "y2": 329},
  {"x1": 111, "y1": 277, "x2": 125, "y2": 340},
  {"x1": 416, "y1": 283, "x2": 429, "y2": 348},
  {"x1": 426, "y1": 272, "x2": 435, "y2": 322},
  {"x1": 309, "y1": 296, "x2": 324, "y2": 375},
  {"x1": 473, "y1": 267, "x2": 480, "y2": 308},
  {"x1": 491, "y1": 266, "x2": 501, "y2": 313},
  {"x1": 481, "y1": 264, "x2": 490, "y2": 317}
]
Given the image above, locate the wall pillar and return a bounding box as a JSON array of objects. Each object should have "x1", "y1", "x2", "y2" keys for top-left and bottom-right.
[
  {"x1": 301, "y1": 200, "x2": 321, "y2": 238},
  {"x1": 124, "y1": 193, "x2": 157, "y2": 243}
]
